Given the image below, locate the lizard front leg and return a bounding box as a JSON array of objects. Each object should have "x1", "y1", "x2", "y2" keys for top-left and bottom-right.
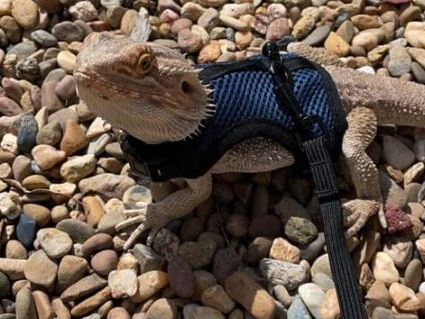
[
  {"x1": 116, "y1": 173, "x2": 213, "y2": 250},
  {"x1": 342, "y1": 106, "x2": 383, "y2": 236}
]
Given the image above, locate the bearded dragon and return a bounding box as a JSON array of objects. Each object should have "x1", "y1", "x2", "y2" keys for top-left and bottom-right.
[{"x1": 74, "y1": 29, "x2": 425, "y2": 251}]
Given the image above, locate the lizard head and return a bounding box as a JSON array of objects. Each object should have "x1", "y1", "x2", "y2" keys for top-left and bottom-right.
[{"x1": 74, "y1": 32, "x2": 212, "y2": 144}]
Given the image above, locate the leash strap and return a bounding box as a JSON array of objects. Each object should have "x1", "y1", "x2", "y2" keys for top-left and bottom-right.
[{"x1": 263, "y1": 42, "x2": 366, "y2": 319}]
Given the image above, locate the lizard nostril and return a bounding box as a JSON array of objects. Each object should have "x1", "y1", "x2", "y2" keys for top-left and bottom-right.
[{"x1": 181, "y1": 81, "x2": 192, "y2": 94}]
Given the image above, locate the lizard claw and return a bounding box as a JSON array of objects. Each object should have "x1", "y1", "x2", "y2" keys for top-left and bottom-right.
[
  {"x1": 343, "y1": 199, "x2": 381, "y2": 237},
  {"x1": 123, "y1": 202, "x2": 149, "y2": 217}
]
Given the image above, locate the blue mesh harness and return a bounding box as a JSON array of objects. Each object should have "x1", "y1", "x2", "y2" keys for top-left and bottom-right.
[{"x1": 121, "y1": 43, "x2": 367, "y2": 319}]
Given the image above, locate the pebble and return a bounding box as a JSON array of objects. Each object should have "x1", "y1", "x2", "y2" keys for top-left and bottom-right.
[
  {"x1": 260, "y1": 258, "x2": 309, "y2": 290},
  {"x1": 146, "y1": 298, "x2": 178, "y2": 319},
  {"x1": 269, "y1": 237, "x2": 301, "y2": 263},
  {"x1": 0, "y1": 96, "x2": 22, "y2": 116},
  {"x1": 15, "y1": 287, "x2": 37, "y2": 319},
  {"x1": 22, "y1": 203, "x2": 50, "y2": 227},
  {"x1": 37, "y1": 228, "x2": 73, "y2": 258},
  {"x1": 60, "y1": 154, "x2": 96, "y2": 183},
  {"x1": 372, "y1": 252, "x2": 400, "y2": 286},
  {"x1": 183, "y1": 304, "x2": 225, "y2": 319},
  {"x1": 56, "y1": 219, "x2": 95, "y2": 243},
  {"x1": 320, "y1": 288, "x2": 340, "y2": 319},
  {"x1": 30, "y1": 30, "x2": 58, "y2": 47},
  {"x1": 16, "y1": 213, "x2": 37, "y2": 249},
  {"x1": 60, "y1": 119, "x2": 89, "y2": 155},
  {"x1": 70, "y1": 286, "x2": 112, "y2": 317},
  {"x1": 389, "y1": 282, "x2": 422, "y2": 311},
  {"x1": 212, "y1": 247, "x2": 239, "y2": 285},
  {"x1": 167, "y1": 254, "x2": 195, "y2": 298},
  {"x1": 31, "y1": 144, "x2": 66, "y2": 170},
  {"x1": 388, "y1": 46, "x2": 412, "y2": 76},
  {"x1": 51, "y1": 21, "x2": 85, "y2": 42},
  {"x1": 78, "y1": 173, "x2": 135, "y2": 201},
  {"x1": 132, "y1": 244, "x2": 166, "y2": 273},
  {"x1": 287, "y1": 295, "x2": 312, "y2": 319},
  {"x1": 131, "y1": 270, "x2": 169, "y2": 303},
  {"x1": 107, "y1": 307, "x2": 130, "y2": 319},
  {"x1": 36, "y1": 121, "x2": 62, "y2": 145},
  {"x1": 201, "y1": 284, "x2": 235, "y2": 314},
  {"x1": 69, "y1": 1, "x2": 98, "y2": 21},
  {"x1": 60, "y1": 273, "x2": 107, "y2": 302},
  {"x1": 108, "y1": 269, "x2": 138, "y2": 298},
  {"x1": 284, "y1": 216, "x2": 318, "y2": 245},
  {"x1": 57, "y1": 255, "x2": 88, "y2": 292},
  {"x1": 298, "y1": 283, "x2": 325, "y2": 319},
  {"x1": 5, "y1": 239, "x2": 27, "y2": 259},
  {"x1": 225, "y1": 271, "x2": 276, "y2": 319},
  {"x1": 91, "y1": 250, "x2": 118, "y2": 276},
  {"x1": 11, "y1": 0, "x2": 38, "y2": 29},
  {"x1": 32, "y1": 290, "x2": 54, "y2": 319},
  {"x1": 23, "y1": 250, "x2": 58, "y2": 289}
]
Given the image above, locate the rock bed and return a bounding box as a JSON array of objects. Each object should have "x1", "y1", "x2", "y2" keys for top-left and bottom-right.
[{"x1": 0, "y1": 0, "x2": 424, "y2": 318}]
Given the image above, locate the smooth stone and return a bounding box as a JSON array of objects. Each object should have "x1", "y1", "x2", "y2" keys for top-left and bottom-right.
[
  {"x1": 178, "y1": 239, "x2": 216, "y2": 269},
  {"x1": 60, "y1": 119, "x2": 89, "y2": 156},
  {"x1": 259, "y1": 258, "x2": 308, "y2": 291},
  {"x1": 383, "y1": 237, "x2": 413, "y2": 268},
  {"x1": 0, "y1": 96, "x2": 22, "y2": 116},
  {"x1": 56, "y1": 219, "x2": 95, "y2": 243},
  {"x1": 320, "y1": 288, "x2": 340, "y2": 319},
  {"x1": 382, "y1": 135, "x2": 415, "y2": 170},
  {"x1": 182, "y1": 304, "x2": 224, "y2": 319},
  {"x1": 275, "y1": 194, "x2": 311, "y2": 224},
  {"x1": 15, "y1": 287, "x2": 37, "y2": 319},
  {"x1": 5, "y1": 240, "x2": 27, "y2": 259},
  {"x1": 372, "y1": 252, "x2": 400, "y2": 286},
  {"x1": 303, "y1": 25, "x2": 331, "y2": 46},
  {"x1": 70, "y1": 286, "x2": 111, "y2": 317},
  {"x1": 389, "y1": 282, "x2": 421, "y2": 311},
  {"x1": 41, "y1": 69, "x2": 65, "y2": 112},
  {"x1": 16, "y1": 214, "x2": 37, "y2": 249},
  {"x1": 31, "y1": 144, "x2": 66, "y2": 170},
  {"x1": 22, "y1": 203, "x2": 50, "y2": 227},
  {"x1": 388, "y1": 46, "x2": 412, "y2": 76},
  {"x1": 324, "y1": 31, "x2": 351, "y2": 57},
  {"x1": 32, "y1": 290, "x2": 54, "y2": 319},
  {"x1": 106, "y1": 307, "x2": 130, "y2": 319},
  {"x1": 82, "y1": 233, "x2": 113, "y2": 257},
  {"x1": 36, "y1": 121, "x2": 62, "y2": 146},
  {"x1": 91, "y1": 250, "x2": 118, "y2": 276},
  {"x1": 57, "y1": 255, "x2": 88, "y2": 293},
  {"x1": 57, "y1": 50, "x2": 77, "y2": 73},
  {"x1": 60, "y1": 273, "x2": 107, "y2": 302},
  {"x1": 145, "y1": 298, "x2": 178, "y2": 319},
  {"x1": 167, "y1": 254, "x2": 195, "y2": 298},
  {"x1": 78, "y1": 173, "x2": 135, "y2": 201},
  {"x1": 11, "y1": 0, "x2": 38, "y2": 29},
  {"x1": 225, "y1": 271, "x2": 276, "y2": 319},
  {"x1": 404, "y1": 259, "x2": 422, "y2": 291},
  {"x1": 0, "y1": 271, "x2": 10, "y2": 298},
  {"x1": 312, "y1": 272, "x2": 335, "y2": 292},
  {"x1": 108, "y1": 269, "x2": 138, "y2": 299},
  {"x1": 12, "y1": 155, "x2": 31, "y2": 182},
  {"x1": 51, "y1": 21, "x2": 85, "y2": 42},
  {"x1": 37, "y1": 228, "x2": 73, "y2": 258},
  {"x1": 23, "y1": 250, "x2": 58, "y2": 289},
  {"x1": 266, "y1": 17, "x2": 290, "y2": 41},
  {"x1": 213, "y1": 248, "x2": 239, "y2": 285},
  {"x1": 60, "y1": 154, "x2": 96, "y2": 183},
  {"x1": 298, "y1": 283, "x2": 325, "y2": 319},
  {"x1": 287, "y1": 295, "x2": 312, "y2": 319},
  {"x1": 69, "y1": 1, "x2": 98, "y2": 21},
  {"x1": 284, "y1": 216, "x2": 317, "y2": 245},
  {"x1": 131, "y1": 270, "x2": 169, "y2": 303},
  {"x1": 30, "y1": 30, "x2": 58, "y2": 47},
  {"x1": 201, "y1": 284, "x2": 235, "y2": 314},
  {"x1": 269, "y1": 237, "x2": 300, "y2": 263}
]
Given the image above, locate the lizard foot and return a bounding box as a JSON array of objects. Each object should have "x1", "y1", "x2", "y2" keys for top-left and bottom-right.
[
  {"x1": 342, "y1": 199, "x2": 382, "y2": 236},
  {"x1": 116, "y1": 204, "x2": 166, "y2": 250}
]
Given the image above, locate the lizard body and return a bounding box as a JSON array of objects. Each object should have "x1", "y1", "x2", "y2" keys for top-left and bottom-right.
[{"x1": 75, "y1": 31, "x2": 425, "y2": 249}]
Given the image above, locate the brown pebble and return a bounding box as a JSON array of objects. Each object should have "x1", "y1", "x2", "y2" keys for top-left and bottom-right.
[
  {"x1": 60, "y1": 119, "x2": 89, "y2": 156},
  {"x1": 82, "y1": 233, "x2": 113, "y2": 257},
  {"x1": 70, "y1": 286, "x2": 112, "y2": 317},
  {"x1": 91, "y1": 250, "x2": 118, "y2": 276},
  {"x1": 167, "y1": 254, "x2": 195, "y2": 298},
  {"x1": 32, "y1": 290, "x2": 54, "y2": 319},
  {"x1": 225, "y1": 271, "x2": 276, "y2": 319},
  {"x1": 107, "y1": 307, "x2": 130, "y2": 319}
]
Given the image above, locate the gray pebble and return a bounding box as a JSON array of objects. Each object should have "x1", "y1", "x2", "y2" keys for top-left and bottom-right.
[
  {"x1": 287, "y1": 295, "x2": 311, "y2": 319},
  {"x1": 17, "y1": 113, "x2": 37, "y2": 154},
  {"x1": 30, "y1": 30, "x2": 58, "y2": 47},
  {"x1": 412, "y1": 61, "x2": 425, "y2": 84},
  {"x1": 52, "y1": 21, "x2": 85, "y2": 42},
  {"x1": 56, "y1": 219, "x2": 95, "y2": 243},
  {"x1": 16, "y1": 214, "x2": 37, "y2": 249}
]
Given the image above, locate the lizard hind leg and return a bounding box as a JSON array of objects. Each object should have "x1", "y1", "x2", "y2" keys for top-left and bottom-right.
[{"x1": 341, "y1": 106, "x2": 385, "y2": 236}]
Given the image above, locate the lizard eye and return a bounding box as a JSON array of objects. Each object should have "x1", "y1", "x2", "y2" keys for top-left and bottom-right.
[{"x1": 137, "y1": 53, "x2": 152, "y2": 73}]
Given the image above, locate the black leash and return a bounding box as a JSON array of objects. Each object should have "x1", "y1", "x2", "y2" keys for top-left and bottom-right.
[{"x1": 263, "y1": 42, "x2": 366, "y2": 319}]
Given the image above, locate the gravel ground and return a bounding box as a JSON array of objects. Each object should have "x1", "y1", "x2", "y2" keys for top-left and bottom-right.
[{"x1": 0, "y1": 0, "x2": 425, "y2": 318}]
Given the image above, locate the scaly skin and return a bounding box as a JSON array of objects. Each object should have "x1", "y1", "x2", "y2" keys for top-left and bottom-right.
[{"x1": 75, "y1": 33, "x2": 425, "y2": 249}]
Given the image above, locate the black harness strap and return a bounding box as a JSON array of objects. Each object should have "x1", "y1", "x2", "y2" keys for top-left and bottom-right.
[{"x1": 262, "y1": 42, "x2": 366, "y2": 319}]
